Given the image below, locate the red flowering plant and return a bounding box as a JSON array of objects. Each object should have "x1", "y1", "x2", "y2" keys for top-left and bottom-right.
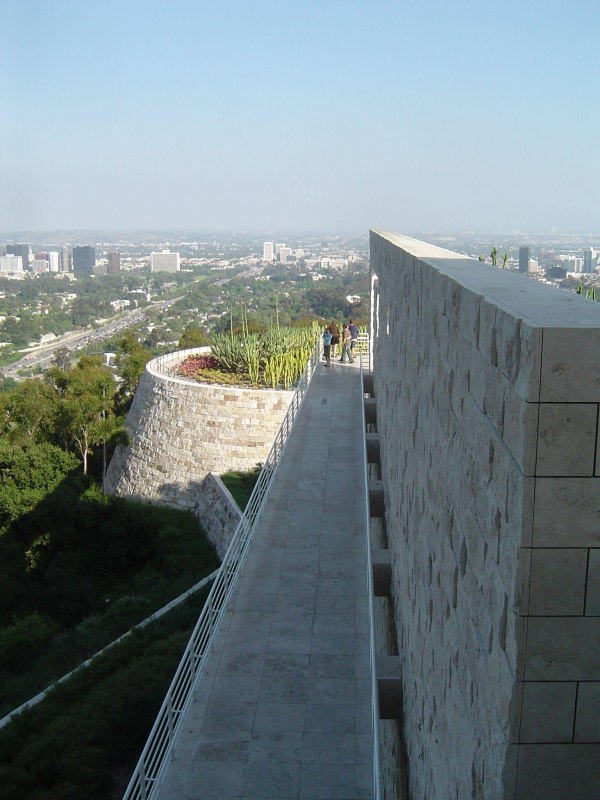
[{"x1": 177, "y1": 354, "x2": 220, "y2": 378}]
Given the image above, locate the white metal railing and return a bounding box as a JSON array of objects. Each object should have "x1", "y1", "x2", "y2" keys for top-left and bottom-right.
[
  {"x1": 356, "y1": 331, "x2": 370, "y2": 371},
  {"x1": 147, "y1": 347, "x2": 212, "y2": 380},
  {"x1": 359, "y1": 348, "x2": 382, "y2": 800},
  {"x1": 122, "y1": 336, "x2": 322, "y2": 800}
]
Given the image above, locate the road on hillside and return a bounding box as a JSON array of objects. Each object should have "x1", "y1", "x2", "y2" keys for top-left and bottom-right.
[{"x1": 2, "y1": 298, "x2": 177, "y2": 381}]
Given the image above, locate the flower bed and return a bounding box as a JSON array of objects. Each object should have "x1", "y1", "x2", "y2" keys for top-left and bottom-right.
[{"x1": 175, "y1": 326, "x2": 319, "y2": 390}]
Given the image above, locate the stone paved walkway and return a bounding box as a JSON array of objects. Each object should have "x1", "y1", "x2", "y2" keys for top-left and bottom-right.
[{"x1": 156, "y1": 359, "x2": 374, "y2": 800}]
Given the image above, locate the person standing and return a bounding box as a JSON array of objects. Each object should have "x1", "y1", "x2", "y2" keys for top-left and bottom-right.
[
  {"x1": 328, "y1": 320, "x2": 340, "y2": 358},
  {"x1": 348, "y1": 319, "x2": 359, "y2": 359},
  {"x1": 340, "y1": 323, "x2": 353, "y2": 363},
  {"x1": 322, "y1": 327, "x2": 332, "y2": 366}
]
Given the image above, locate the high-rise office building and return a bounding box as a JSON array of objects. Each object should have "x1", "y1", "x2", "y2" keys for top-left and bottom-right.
[
  {"x1": 150, "y1": 250, "x2": 180, "y2": 272},
  {"x1": 6, "y1": 243, "x2": 31, "y2": 269},
  {"x1": 263, "y1": 242, "x2": 274, "y2": 261},
  {"x1": 73, "y1": 245, "x2": 96, "y2": 274},
  {"x1": 31, "y1": 259, "x2": 49, "y2": 273},
  {"x1": 583, "y1": 247, "x2": 597, "y2": 273},
  {"x1": 107, "y1": 251, "x2": 121, "y2": 274},
  {"x1": 60, "y1": 246, "x2": 72, "y2": 272},
  {"x1": 518, "y1": 246, "x2": 530, "y2": 273}
]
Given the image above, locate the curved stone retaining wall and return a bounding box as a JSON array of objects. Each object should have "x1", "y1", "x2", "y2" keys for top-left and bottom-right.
[{"x1": 104, "y1": 349, "x2": 293, "y2": 512}]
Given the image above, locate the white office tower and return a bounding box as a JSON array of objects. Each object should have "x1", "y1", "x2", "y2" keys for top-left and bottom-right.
[
  {"x1": 32, "y1": 259, "x2": 49, "y2": 273},
  {"x1": 0, "y1": 255, "x2": 23, "y2": 272},
  {"x1": 279, "y1": 247, "x2": 292, "y2": 263},
  {"x1": 48, "y1": 252, "x2": 60, "y2": 272},
  {"x1": 275, "y1": 243, "x2": 286, "y2": 259},
  {"x1": 150, "y1": 250, "x2": 180, "y2": 272},
  {"x1": 263, "y1": 242, "x2": 274, "y2": 261}
]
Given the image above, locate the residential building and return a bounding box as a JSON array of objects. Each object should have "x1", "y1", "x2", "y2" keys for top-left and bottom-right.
[
  {"x1": 279, "y1": 246, "x2": 292, "y2": 263},
  {"x1": 107, "y1": 251, "x2": 121, "y2": 274},
  {"x1": 150, "y1": 250, "x2": 180, "y2": 273},
  {"x1": 262, "y1": 242, "x2": 274, "y2": 262},
  {"x1": 0, "y1": 255, "x2": 23, "y2": 272},
  {"x1": 48, "y1": 252, "x2": 60, "y2": 272}
]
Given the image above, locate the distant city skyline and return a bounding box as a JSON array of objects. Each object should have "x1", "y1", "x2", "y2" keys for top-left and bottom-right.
[{"x1": 1, "y1": 0, "x2": 599, "y2": 233}]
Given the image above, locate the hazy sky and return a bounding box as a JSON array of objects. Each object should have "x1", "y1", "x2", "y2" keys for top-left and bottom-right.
[{"x1": 1, "y1": 0, "x2": 598, "y2": 233}]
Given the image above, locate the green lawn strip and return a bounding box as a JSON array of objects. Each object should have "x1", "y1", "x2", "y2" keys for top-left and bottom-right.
[
  {"x1": 220, "y1": 465, "x2": 261, "y2": 510},
  {"x1": 0, "y1": 493, "x2": 219, "y2": 717},
  {"x1": 0, "y1": 589, "x2": 209, "y2": 800}
]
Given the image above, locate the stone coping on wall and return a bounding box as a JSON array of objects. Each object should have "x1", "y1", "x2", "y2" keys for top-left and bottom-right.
[{"x1": 372, "y1": 228, "x2": 600, "y2": 406}]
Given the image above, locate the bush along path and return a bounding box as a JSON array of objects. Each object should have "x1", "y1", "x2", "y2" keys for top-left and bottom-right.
[
  {"x1": 0, "y1": 588, "x2": 212, "y2": 800},
  {"x1": 0, "y1": 569, "x2": 218, "y2": 731}
]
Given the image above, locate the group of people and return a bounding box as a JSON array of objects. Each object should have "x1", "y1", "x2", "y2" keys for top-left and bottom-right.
[{"x1": 322, "y1": 319, "x2": 359, "y2": 366}]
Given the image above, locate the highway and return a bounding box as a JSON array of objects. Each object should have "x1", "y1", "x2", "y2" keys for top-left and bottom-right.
[{"x1": 2, "y1": 299, "x2": 175, "y2": 381}]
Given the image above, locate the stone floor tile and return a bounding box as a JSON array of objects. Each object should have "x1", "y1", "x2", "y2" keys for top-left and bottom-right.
[
  {"x1": 304, "y1": 702, "x2": 355, "y2": 733},
  {"x1": 307, "y1": 676, "x2": 356, "y2": 705},
  {"x1": 299, "y1": 761, "x2": 356, "y2": 799},
  {"x1": 311, "y1": 630, "x2": 356, "y2": 656},
  {"x1": 253, "y1": 702, "x2": 306, "y2": 733},
  {"x1": 249, "y1": 730, "x2": 303, "y2": 762},
  {"x1": 242, "y1": 759, "x2": 301, "y2": 797}
]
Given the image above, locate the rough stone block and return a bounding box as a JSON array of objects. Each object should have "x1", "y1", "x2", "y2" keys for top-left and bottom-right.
[
  {"x1": 519, "y1": 681, "x2": 577, "y2": 742},
  {"x1": 586, "y1": 548, "x2": 600, "y2": 616},
  {"x1": 536, "y1": 403, "x2": 597, "y2": 476},
  {"x1": 533, "y1": 478, "x2": 600, "y2": 547},
  {"x1": 529, "y1": 548, "x2": 587, "y2": 615},
  {"x1": 515, "y1": 743, "x2": 600, "y2": 800},
  {"x1": 574, "y1": 682, "x2": 600, "y2": 742},
  {"x1": 540, "y1": 328, "x2": 600, "y2": 402},
  {"x1": 525, "y1": 617, "x2": 600, "y2": 680}
]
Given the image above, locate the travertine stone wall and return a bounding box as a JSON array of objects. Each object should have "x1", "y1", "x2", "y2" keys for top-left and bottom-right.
[
  {"x1": 193, "y1": 472, "x2": 241, "y2": 560},
  {"x1": 104, "y1": 352, "x2": 292, "y2": 511},
  {"x1": 370, "y1": 230, "x2": 600, "y2": 800}
]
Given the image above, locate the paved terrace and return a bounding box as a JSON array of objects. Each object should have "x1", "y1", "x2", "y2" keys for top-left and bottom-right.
[{"x1": 157, "y1": 359, "x2": 374, "y2": 800}]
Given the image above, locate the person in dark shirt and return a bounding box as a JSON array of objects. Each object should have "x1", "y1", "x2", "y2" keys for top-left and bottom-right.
[
  {"x1": 348, "y1": 319, "x2": 359, "y2": 357},
  {"x1": 328, "y1": 321, "x2": 340, "y2": 358}
]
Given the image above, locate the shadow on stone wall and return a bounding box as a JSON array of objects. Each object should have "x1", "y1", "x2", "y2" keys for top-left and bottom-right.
[{"x1": 154, "y1": 475, "x2": 241, "y2": 561}]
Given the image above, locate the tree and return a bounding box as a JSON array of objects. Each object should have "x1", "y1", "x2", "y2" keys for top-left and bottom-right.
[
  {"x1": 490, "y1": 247, "x2": 498, "y2": 267},
  {"x1": 52, "y1": 346, "x2": 72, "y2": 371},
  {"x1": 115, "y1": 331, "x2": 152, "y2": 413},
  {"x1": 50, "y1": 357, "x2": 120, "y2": 475},
  {"x1": 0, "y1": 379, "x2": 60, "y2": 443},
  {"x1": 178, "y1": 325, "x2": 210, "y2": 349},
  {"x1": 0, "y1": 439, "x2": 78, "y2": 532}
]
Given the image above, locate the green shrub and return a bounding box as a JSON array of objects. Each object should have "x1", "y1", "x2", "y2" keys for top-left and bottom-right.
[{"x1": 0, "y1": 614, "x2": 59, "y2": 671}]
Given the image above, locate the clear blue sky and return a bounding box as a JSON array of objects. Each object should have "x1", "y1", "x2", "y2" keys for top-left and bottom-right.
[{"x1": 1, "y1": 0, "x2": 598, "y2": 233}]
